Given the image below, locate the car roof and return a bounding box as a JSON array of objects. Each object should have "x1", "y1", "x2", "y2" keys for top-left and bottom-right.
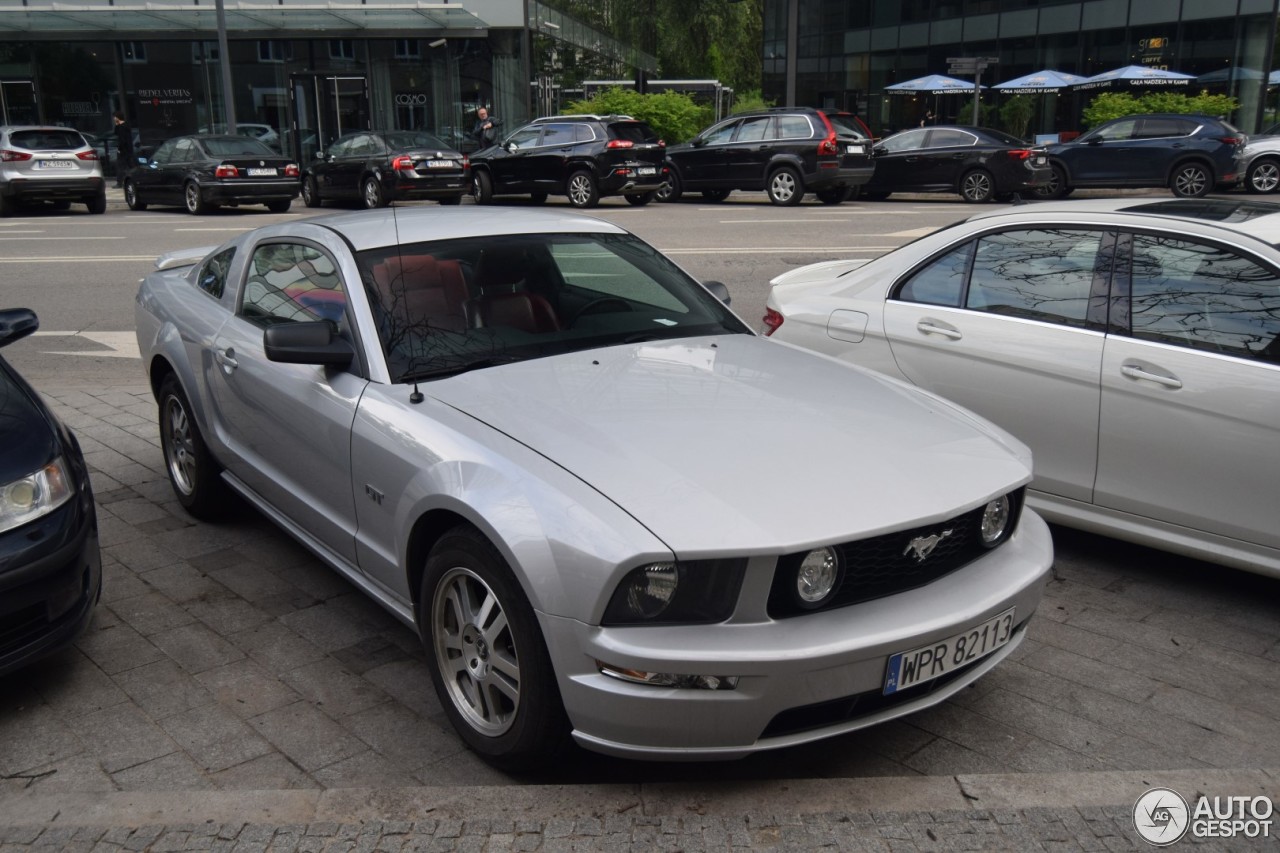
[
  {"x1": 964, "y1": 197, "x2": 1280, "y2": 244},
  {"x1": 306, "y1": 205, "x2": 628, "y2": 252}
]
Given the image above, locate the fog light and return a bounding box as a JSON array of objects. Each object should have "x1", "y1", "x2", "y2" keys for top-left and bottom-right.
[
  {"x1": 596, "y1": 660, "x2": 739, "y2": 690},
  {"x1": 980, "y1": 496, "x2": 1011, "y2": 546},
  {"x1": 794, "y1": 546, "x2": 841, "y2": 608}
]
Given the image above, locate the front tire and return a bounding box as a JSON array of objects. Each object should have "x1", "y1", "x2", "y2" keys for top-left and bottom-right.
[
  {"x1": 766, "y1": 166, "x2": 804, "y2": 206},
  {"x1": 1170, "y1": 162, "x2": 1212, "y2": 198},
  {"x1": 302, "y1": 175, "x2": 322, "y2": 208},
  {"x1": 472, "y1": 170, "x2": 494, "y2": 205},
  {"x1": 362, "y1": 176, "x2": 387, "y2": 209},
  {"x1": 184, "y1": 182, "x2": 209, "y2": 215},
  {"x1": 1032, "y1": 164, "x2": 1071, "y2": 200},
  {"x1": 959, "y1": 169, "x2": 995, "y2": 203},
  {"x1": 625, "y1": 191, "x2": 655, "y2": 206},
  {"x1": 656, "y1": 170, "x2": 683, "y2": 202},
  {"x1": 421, "y1": 526, "x2": 570, "y2": 771},
  {"x1": 702, "y1": 189, "x2": 731, "y2": 202},
  {"x1": 158, "y1": 374, "x2": 226, "y2": 519},
  {"x1": 1246, "y1": 158, "x2": 1280, "y2": 194},
  {"x1": 566, "y1": 170, "x2": 599, "y2": 208},
  {"x1": 124, "y1": 180, "x2": 147, "y2": 211}
]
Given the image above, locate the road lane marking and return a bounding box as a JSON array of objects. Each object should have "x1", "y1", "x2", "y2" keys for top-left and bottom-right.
[
  {"x1": 886, "y1": 227, "x2": 943, "y2": 238},
  {"x1": 32, "y1": 331, "x2": 140, "y2": 359},
  {"x1": 175, "y1": 227, "x2": 256, "y2": 232}
]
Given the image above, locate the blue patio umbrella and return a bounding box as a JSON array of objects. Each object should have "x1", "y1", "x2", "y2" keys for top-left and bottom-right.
[
  {"x1": 993, "y1": 70, "x2": 1087, "y2": 94},
  {"x1": 1076, "y1": 65, "x2": 1195, "y2": 91},
  {"x1": 884, "y1": 74, "x2": 984, "y2": 95}
]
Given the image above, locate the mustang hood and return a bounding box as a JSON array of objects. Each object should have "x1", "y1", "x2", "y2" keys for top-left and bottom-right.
[{"x1": 428, "y1": 336, "x2": 1032, "y2": 555}]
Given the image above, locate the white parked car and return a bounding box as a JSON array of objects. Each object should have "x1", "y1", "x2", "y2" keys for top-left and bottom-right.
[
  {"x1": 765, "y1": 197, "x2": 1280, "y2": 577},
  {"x1": 135, "y1": 205, "x2": 1052, "y2": 768}
]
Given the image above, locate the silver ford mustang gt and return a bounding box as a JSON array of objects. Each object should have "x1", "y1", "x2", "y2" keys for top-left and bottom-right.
[{"x1": 135, "y1": 205, "x2": 1052, "y2": 768}]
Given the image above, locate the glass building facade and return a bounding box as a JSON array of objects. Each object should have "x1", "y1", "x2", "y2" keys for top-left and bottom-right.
[{"x1": 764, "y1": 0, "x2": 1280, "y2": 137}]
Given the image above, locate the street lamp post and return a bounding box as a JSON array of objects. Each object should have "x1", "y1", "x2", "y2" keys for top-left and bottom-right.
[{"x1": 215, "y1": 0, "x2": 236, "y2": 132}]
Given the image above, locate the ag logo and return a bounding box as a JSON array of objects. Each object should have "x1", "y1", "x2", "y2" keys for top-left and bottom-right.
[{"x1": 1134, "y1": 787, "x2": 1190, "y2": 846}]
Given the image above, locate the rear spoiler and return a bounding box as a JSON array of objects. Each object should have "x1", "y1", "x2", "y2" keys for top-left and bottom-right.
[{"x1": 154, "y1": 245, "x2": 217, "y2": 271}]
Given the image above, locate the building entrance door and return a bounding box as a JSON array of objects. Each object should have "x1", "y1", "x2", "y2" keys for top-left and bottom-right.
[
  {"x1": 288, "y1": 74, "x2": 369, "y2": 164},
  {"x1": 0, "y1": 80, "x2": 39, "y2": 125}
]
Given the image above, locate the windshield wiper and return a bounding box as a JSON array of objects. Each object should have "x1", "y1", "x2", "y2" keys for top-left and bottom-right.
[{"x1": 398, "y1": 354, "x2": 523, "y2": 382}]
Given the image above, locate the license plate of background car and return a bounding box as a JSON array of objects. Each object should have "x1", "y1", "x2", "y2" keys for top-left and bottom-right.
[
  {"x1": 638, "y1": 167, "x2": 656, "y2": 175},
  {"x1": 37, "y1": 160, "x2": 76, "y2": 170},
  {"x1": 247, "y1": 168, "x2": 277, "y2": 176},
  {"x1": 425, "y1": 160, "x2": 455, "y2": 168},
  {"x1": 1034, "y1": 157, "x2": 1046, "y2": 165},
  {"x1": 883, "y1": 607, "x2": 1015, "y2": 695},
  {"x1": 846, "y1": 145, "x2": 864, "y2": 154}
]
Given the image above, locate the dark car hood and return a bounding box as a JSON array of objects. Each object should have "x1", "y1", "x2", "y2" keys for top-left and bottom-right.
[{"x1": 0, "y1": 358, "x2": 59, "y2": 484}]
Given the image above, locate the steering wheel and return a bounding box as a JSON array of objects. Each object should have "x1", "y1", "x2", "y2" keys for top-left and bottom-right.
[{"x1": 569, "y1": 297, "x2": 632, "y2": 326}]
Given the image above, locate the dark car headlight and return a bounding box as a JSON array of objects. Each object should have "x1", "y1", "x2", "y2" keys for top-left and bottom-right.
[
  {"x1": 0, "y1": 456, "x2": 74, "y2": 535},
  {"x1": 602, "y1": 558, "x2": 747, "y2": 626}
]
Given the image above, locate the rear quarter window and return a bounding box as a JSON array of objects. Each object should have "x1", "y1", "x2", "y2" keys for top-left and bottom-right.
[
  {"x1": 609, "y1": 123, "x2": 658, "y2": 144},
  {"x1": 776, "y1": 115, "x2": 812, "y2": 139}
]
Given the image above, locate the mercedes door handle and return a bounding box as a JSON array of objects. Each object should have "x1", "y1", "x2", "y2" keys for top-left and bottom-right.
[
  {"x1": 1120, "y1": 363, "x2": 1182, "y2": 389},
  {"x1": 916, "y1": 320, "x2": 962, "y2": 340},
  {"x1": 215, "y1": 348, "x2": 239, "y2": 371}
]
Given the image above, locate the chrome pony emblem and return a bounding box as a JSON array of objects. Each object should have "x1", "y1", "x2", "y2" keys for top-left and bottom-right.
[{"x1": 903, "y1": 529, "x2": 953, "y2": 562}]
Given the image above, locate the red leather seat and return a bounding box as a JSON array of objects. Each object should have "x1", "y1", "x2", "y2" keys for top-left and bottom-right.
[
  {"x1": 370, "y1": 253, "x2": 470, "y2": 332},
  {"x1": 477, "y1": 291, "x2": 560, "y2": 333}
]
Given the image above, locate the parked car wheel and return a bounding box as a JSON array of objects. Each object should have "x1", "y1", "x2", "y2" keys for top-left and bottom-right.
[
  {"x1": 184, "y1": 182, "x2": 209, "y2": 215},
  {"x1": 1170, "y1": 162, "x2": 1212, "y2": 198},
  {"x1": 625, "y1": 191, "x2": 655, "y2": 206},
  {"x1": 124, "y1": 180, "x2": 147, "y2": 211},
  {"x1": 566, "y1": 170, "x2": 599, "y2": 208},
  {"x1": 158, "y1": 374, "x2": 226, "y2": 519},
  {"x1": 766, "y1": 166, "x2": 804, "y2": 206},
  {"x1": 421, "y1": 526, "x2": 569, "y2": 771},
  {"x1": 656, "y1": 171, "x2": 683, "y2": 203},
  {"x1": 301, "y1": 175, "x2": 322, "y2": 208},
  {"x1": 1246, "y1": 158, "x2": 1280, "y2": 193},
  {"x1": 960, "y1": 169, "x2": 996, "y2": 203},
  {"x1": 473, "y1": 170, "x2": 494, "y2": 205},
  {"x1": 266, "y1": 200, "x2": 291, "y2": 213},
  {"x1": 362, "y1": 176, "x2": 387, "y2": 209},
  {"x1": 815, "y1": 187, "x2": 853, "y2": 205},
  {"x1": 85, "y1": 190, "x2": 107, "y2": 215},
  {"x1": 702, "y1": 189, "x2": 731, "y2": 202},
  {"x1": 1032, "y1": 164, "x2": 1072, "y2": 200},
  {"x1": 0, "y1": 195, "x2": 13, "y2": 217}
]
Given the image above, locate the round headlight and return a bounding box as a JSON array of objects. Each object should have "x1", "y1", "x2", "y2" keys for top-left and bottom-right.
[
  {"x1": 794, "y1": 546, "x2": 841, "y2": 608},
  {"x1": 980, "y1": 496, "x2": 1011, "y2": 546},
  {"x1": 623, "y1": 562, "x2": 679, "y2": 620}
]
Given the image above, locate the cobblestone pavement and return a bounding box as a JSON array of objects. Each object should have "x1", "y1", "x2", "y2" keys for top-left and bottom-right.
[{"x1": 2, "y1": 383, "x2": 1279, "y2": 850}]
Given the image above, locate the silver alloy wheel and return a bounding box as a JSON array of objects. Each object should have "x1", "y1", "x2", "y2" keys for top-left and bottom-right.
[
  {"x1": 568, "y1": 173, "x2": 593, "y2": 206},
  {"x1": 163, "y1": 394, "x2": 197, "y2": 496},
  {"x1": 302, "y1": 177, "x2": 315, "y2": 205},
  {"x1": 1173, "y1": 165, "x2": 1209, "y2": 197},
  {"x1": 961, "y1": 171, "x2": 993, "y2": 202},
  {"x1": 770, "y1": 170, "x2": 797, "y2": 202},
  {"x1": 432, "y1": 566, "x2": 521, "y2": 736},
  {"x1": 1251, "y1": 161, "x2": 1280, "y2": 192},
  {"x1": 125, "y1": 182, "x2": 138, "y2": 207},
  {"x1": 363, "y1": 178, "x2": 382, "y2": 208},
  {"x1": 184, "y1": 183, "x2": 202, "y2": 213}
]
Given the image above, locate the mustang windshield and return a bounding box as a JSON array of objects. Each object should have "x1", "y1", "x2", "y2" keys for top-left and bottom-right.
[{"x1": 356, "y1": 232, "x2": 750, "y2": 382}]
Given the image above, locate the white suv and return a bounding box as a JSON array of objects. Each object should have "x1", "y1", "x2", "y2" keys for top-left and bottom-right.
[{"x1": 0, "y1": 125, "x2": 106, "y2": 215}]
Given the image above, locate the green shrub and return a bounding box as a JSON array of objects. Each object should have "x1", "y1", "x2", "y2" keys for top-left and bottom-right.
[
  {"x1": 1081, "y1": 91, "x2": 1239, "y2": 127},
  {"x1": 999, "y1": 95, "x2": 1036, "y2": 140},
  {"x1": 563, "y1": 88, "x2": 706, "y2": 143}
]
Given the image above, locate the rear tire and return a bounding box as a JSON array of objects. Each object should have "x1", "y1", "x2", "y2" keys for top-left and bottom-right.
[
  {"x1": 184, "y1": 182, "x2": 209, "y2": 215},
  {"x1": 472, "y1": 170, "x2": 494, "y2": 205},
  {"x1": 158, "y1": 374, "x2": 226, "y2": 519},
  {"x1": 124, "y1": 180, "x2": 147, "y2": 211},
  {"x1": 656, "y1": 170, "x2": 682, "y2": 202},
  {"x1": 766, "y1": 166, "x2": 804, "y2": 206},
  {"x1": 702, "y1": 189, "x2": 731, "y2": 202},
  {"x1": 302, "y1": 175, "x2": 322, "y2": 208},
  {"x1": 1170, "y1": 162, "x2": 1211, "y2": 198},
  {"x1": 625, "y1": 191, "x2": 655, "y2": 206},
  {"x1": 815, "y1": 187, "x2": 853, "y2": 205},
  {"x1": 959, "y1": 169, "x2": 995, "y2": 203},
  {"x1": 86, "y1": 190, "x2": 107, "y2": 215},
  {"x1": 362, "y1": 176, "x2": 387, "y2": 209},
  {"x1": 266, "y1": 200, "x2": 291, "y2": 213},
  {"x1": 566, "y1": 170, "x2": 599, "y2": 208},
  {"x1": 1033, "y1": 164, "x2": 1071, "y2": 200}
]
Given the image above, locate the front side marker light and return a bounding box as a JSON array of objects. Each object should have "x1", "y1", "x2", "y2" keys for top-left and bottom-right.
[{"x1": 596, "y1": 660, "x2": 739, "y2": 690}]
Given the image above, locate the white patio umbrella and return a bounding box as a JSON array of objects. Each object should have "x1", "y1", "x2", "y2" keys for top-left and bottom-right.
[
  {"x1": 993, "y1": 69, "x2": 1087, "y2": 94},
  {"x1": 1075, "y1": 65, "x2": 1195, "y2": 91}
]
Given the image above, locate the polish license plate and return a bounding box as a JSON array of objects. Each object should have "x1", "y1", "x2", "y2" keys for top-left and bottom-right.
[
  {"x1": 247, "y1": 168, "x2": 277, "y2": 176},
  {"x1": 637, "y1": 166, "x2": 657, "y2": 176},
  {"x1": 846, "y1": 144, "x2": 864, "y2": 154},
  {"x1": 425, "y1": 160, "x2": 455, "y2": 168},
  {"x1": 38, "y1": 160, "x2": 76, "y2": 170},
  {"x1": 883, "y1": 608, "x2": 1015, "y2": 695}
]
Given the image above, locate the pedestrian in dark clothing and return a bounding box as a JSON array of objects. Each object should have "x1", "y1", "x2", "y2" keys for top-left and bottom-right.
[
  {"x1": 471, "y1": 107, "x2": 500, "y2": 147},
  {"x1": 113, "y1": 111, "x2": 135, "y2": 187}
]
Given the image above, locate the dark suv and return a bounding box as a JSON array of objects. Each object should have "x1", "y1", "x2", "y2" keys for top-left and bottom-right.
[
  {"x1": 469, "y1": 114, "x2": 666, "y2": 208},
  {"x1": 1035, "y1": 113, "x2": 1245, "y2": 199},
  {"x1": 658, "y1": 108, "x2": 875, "y2": 205}
]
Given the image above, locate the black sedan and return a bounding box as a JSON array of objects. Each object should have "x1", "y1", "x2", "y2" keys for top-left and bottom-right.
[
  {"x1": 301, "y1": 130, "x2": 468, "y2": 209},
  {"x1": 124, "y1": 135, "x2": 300, "y2": 214},
  {"x1": 860, "y1": 126, "x2": 1050, "y2": 203},
  {"x1": 0, "y1": 309, "x2": 101, "y2": 676}
]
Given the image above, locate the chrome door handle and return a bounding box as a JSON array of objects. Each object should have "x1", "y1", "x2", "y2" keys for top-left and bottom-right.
[
  {"x1": 916, "y1": 320, "x2": 962, "y2": 340},
  {"x1": 1120, "y1": 364, "x2": 1181, "y2": 389},
  {"x1": 215, "y1": 348, "x2": 239, "y2": 370}
]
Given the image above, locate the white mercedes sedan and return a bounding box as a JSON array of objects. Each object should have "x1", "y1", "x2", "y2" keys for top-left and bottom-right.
[
  {"x1": 135, "y1": 205, "x2": 1051, "y2": 768},
  {"x1": 765, "y1": 197, "x2": 1280, "y2": 578}
]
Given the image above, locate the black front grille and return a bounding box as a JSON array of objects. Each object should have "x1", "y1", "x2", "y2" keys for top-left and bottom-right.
[{"x1": 767, "y1": 490, "x2": 1024, "y2": 618}]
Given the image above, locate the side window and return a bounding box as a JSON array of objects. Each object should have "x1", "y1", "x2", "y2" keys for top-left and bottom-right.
[
  {"x1": 151, "y1": 140, "x2": 176, "y2": 164},
  {"x1": 967, "y1": 229, "x2": 1100, "y2": 326},
  {"x1": 1089, "y1": 119, "x2": 1138, "y2": 142},
  {"x1": 539, "y1": 123, "x2": 574, "y2": 147},
  {"x1": 327, "y1": 137, "x2": 351, "y2": 157},
  {"x1": 926, "y1": 129, "x2": 976, "y2": 148},
  {"x1": 1135, "y1": 118, "x2": 1184, "y2": 139},
  {"x1": 895, "y1": 242, "x2": 973, "y2": 307},
  {"x1": 881, "y1": 129, "x2": 927, "y2": 152},
  {"x1": 241, "y1": 242, "x2": 348, "y2": 327},
  {"x1": 196, "y1": 248, "x2": 235, "y2": 300},
  {"x1": 506, "y1": 126, "x2": 542, "y2": 148},
  {"x1": 702, "y1": 121, "x2": 739, "y2": 145},
  {"x1": 1129, "y1": 234, "x2": 1280, "y2": 363},
  {"x1": 574, "y1": 124, "x2": 596, "y2": 143},
  {"x1": 735, "y1": 116, "x2": 773, "y2": 142},
  {"x1": 171, "y1": 139, "x2": 195, "y2": 163},
  {"x1": 776, "y1": 115, "x2": 811, "y2": 139}
]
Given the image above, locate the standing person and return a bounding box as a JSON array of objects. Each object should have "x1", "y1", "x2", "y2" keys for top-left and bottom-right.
[
  {"x1": 920, "y1": 109, "x2": 935, "y2": 128},
  {"x1": 112, "y1": 111, "x2": 135, "y2": 188},
  {"x1": 471, "y1": 106, "x2": 500, "y2": 147}
]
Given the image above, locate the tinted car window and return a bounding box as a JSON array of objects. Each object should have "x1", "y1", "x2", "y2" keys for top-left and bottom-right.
[
  {"x1": 327, "y1": 137, "x2": 352, "y2": 157},
  {"x1": 825, "y1": 114, "x2": 869, "y2": 139},
  {"x1": 1086, "y1": 119, "x2": 1137, "y2": 142},
  {"x1": 242, "y1": 242, "x2": 347, "y2": 327},
  {"x1": 880, "y1": 129, "x2": 927, "y2": 152},
  {"x1": 506, "y1": 126, "x2": 542, "y2": 148},
  {"x1": 172, "y1": 139, "x2": 195, "y2": 163},
  {"x1": 574, "y1": 124, "x2": 596, "y2": 143},
  {"x1": 540, "y1": 124, "x2": 575, "y2": 146},
  {"x1": 967, "y1": 230, "x2": 1099, "y2": 326},
  {"x1": 9, "y1": 129, "x2": 85, "y2": 149},
  {"x1": 1136, "y1": 118, "x2": 1193, "y2": 139},
  {"x1": 196, "y1": 248, "x2": 235, "y2": 299},
  {"x1": 202, "y1": 137, "x2": 276, "y2": 157},
  {"x1": 776, "y1": 115, "x2": 812, "y2": 139},
  {"x1": 1130, "y1": 234, "x2": 1280, "y2": 363},
  {"x1": 735, "y1": 116, "x2": 773, "y2": 142},
  {"x1": 928, "y1": 129, "x2": 977, "y2": 147},
  {"x1": 702, "y1": 122, "x2": 738, "y2": 144},
  {"x1": 152, "y1": 140, "x2": 177, "y2": 163},
  {"x1": 383, "y1": 132, "x2": 449, "y2": 150},
  {"x1": 609, "y1": 122, "x2": 658, "y2": 144},
  {"x1": 896, "y1": 242, "x2": 973, "y2": 307}
]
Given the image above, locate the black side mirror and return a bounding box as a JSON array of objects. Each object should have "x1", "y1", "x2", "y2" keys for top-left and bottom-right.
[
  {"x1": 1086, "y1": 137, "x2": 1102, "y2": 146},
  {"x1": 692, "y1": 138, "x2": 707, "y2": 148},
  {"x1": 873, "y1": 144, "x2": 888, "y2": 156},
  {"x1": 264, "y1": 321, "x2": 354, "y2": 367},
  {"x1": 703, "y1": 280, "x2": 731, "y2": 306},
  {"x1": 0, "y1": 308, "x2": 39, "y2": 349}
]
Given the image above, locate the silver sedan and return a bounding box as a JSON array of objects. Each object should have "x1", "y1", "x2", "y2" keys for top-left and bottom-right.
[
  {"x1": 765, "y1": 197, "x2": 1280, "y2": 578},
  {"x1": 135, "y1": 205, "x2": 1052, "y2": 768}
]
